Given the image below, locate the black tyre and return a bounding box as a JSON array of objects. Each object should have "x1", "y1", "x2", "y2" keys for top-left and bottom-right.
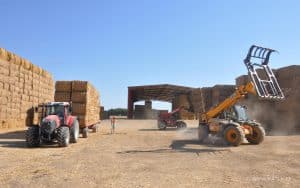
[
  {"x1": 246, "y1": 125, "x2": 265, "y2": 144},
  {"x1": 158, "y1": 121, "x2": 167, "y2": 130},
  {"x1": 70, "y1": 119, "x2": 80, "y2": 143},
  {"x1": 26, "y1": 126, "x2": 40, "y2": 147},
  {"x1": 223, "y1": 125, "x2": 245, "y2": 146},
  {"x1": 57, "y1": 126, "x2": 70, "y2": 147},
  {"x1": 176, "y1": 121, "x2": 187, "y2": 129},
  {"x1": 82, "y1": 127, "x2": 89, "y2": 138},
  {"x1": 198, "y1": 124, "x2": 209, "y2": 142}
]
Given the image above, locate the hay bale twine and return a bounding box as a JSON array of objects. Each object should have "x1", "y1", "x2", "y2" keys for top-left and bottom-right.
[
  {"x1": 6, "y1": 51, "x2": 16, "y2": 63},
  {"x1": 41, "y1": 70, "x2": 51, "y2": 78},
  {"x1": 37, "y1": 66, "x2": 43, "y2": 75},
  {"x1": 20, "y1": 58, "x2": 25, "y2": 67},
  {"x1": 46, "y1": 71, "x2": 51, "y2": 78},
  {"x1": 14, "y1": 54, "x2": 22, "y2": 65},
  {"x1": 32, "y1": 65, "x2": 41, "y2": 74},
  {"x1": 41, "y1": 69, "x2": 46, "y2": 77},
  {"x1": 0, "y1": 48, "x2": 8, "y2": 61},
  {"x1": 22, "y1": 59, "x2": 32, "y2": 70}
]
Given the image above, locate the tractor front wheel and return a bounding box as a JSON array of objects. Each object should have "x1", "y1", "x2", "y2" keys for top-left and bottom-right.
[
  {"x1": 198, "y1": 124, "x2": 209, "y2": 142},
  {"x1": 246, "y1": 125, "x2": 265, "y2": 144},
  {"x1": 223, "y1": 125, "x2": 245, "y2": 146},
  {"x1": 26, "y1": 126, "x2": 40, "y2": 147},
  {"x1": 158, "y1": 121, "x2": 167, "y2": 130},
  {"x1": 57, "y1": 126, "x2": 70, "y2": 147},
  {"x1": 70, "y1": 119, "x2": 80, "y2": 143}
]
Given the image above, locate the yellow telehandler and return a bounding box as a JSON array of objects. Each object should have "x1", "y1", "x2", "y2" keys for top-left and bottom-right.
[{"x1": 198, "y1": 45, "x2": 285, "y2": 146}]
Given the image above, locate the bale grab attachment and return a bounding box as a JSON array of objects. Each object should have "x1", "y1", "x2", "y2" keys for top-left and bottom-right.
[{"x1": 244, "y1": 45, "x2": 285, "y2": 100}]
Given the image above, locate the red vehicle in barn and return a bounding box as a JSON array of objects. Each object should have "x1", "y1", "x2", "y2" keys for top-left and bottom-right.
[{"x1": 157, "y1": 106, "x2": 187, "y2": 130}]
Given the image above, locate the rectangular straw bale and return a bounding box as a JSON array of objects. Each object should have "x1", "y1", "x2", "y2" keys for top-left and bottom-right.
[
  {"x1": 54, "y1": 92, "x2": 71, "y2": 102},
  {"x1": 72, "y1": 81, "x2": 90, "y2": 92},
  {"x1": 55, "y1": 80, "x2": 100, "y2": 126},
  {"x1": 71, "y1": 92, "x2": 88, "y2": 103},
  {"x1": 72, "y1": 103, "x2": 87, "y2": 115},
  {"x1": 55, "y1": 81, "x2": 72, "y2": 92}
]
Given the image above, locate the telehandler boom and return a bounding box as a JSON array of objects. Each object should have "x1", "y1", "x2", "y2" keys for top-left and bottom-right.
[{"x1": 198, "y1": 45, "x2": 285, "y2": 146}]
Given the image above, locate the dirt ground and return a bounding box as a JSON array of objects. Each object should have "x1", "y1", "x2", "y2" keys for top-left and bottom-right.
[{"x1": 0, "y1": 120, "x2": 299, "y2": 188}]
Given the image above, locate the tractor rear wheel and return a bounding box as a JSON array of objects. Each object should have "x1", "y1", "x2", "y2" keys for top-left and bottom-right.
[
  {"x1": 82, "y1": 127, "x2": 89, "y2": 138},
  {"x1": 224, "y1": 125, "x2": 245, "y2": 146},
  {"x1": 57, "y1": 126, "x2": 70, "y2": 147},
  {"x1": 70, "y1": 119, "x2": 80, "y2": 143},
  {"x1": 176, "y1": 121, "x2": 187, "y2": 129},
  {"x1": 158, "y1": 121, "x2": 167, "y2": 130},
  {"x1": 246, "y1": 125, "x2": 265, "y2": 144},
  {"x1": 26, "y1": 126, "x2": 40, "y2": 147},
  {"x1": 198, "y1": 124, "x2": 209, "y2": 142}
]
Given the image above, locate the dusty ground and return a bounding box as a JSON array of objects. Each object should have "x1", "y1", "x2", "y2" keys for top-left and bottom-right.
[{"x1": 0, "y1": 120, "x2": 299, "y2": 188}]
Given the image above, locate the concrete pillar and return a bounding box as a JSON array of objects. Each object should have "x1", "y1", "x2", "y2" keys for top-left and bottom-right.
[{"x1": 127, "y1": 88, "x2": 134, "y2": 119}]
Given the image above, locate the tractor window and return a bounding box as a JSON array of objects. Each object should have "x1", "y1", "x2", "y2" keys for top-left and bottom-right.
[
  {"x1": 46, "y1": 105, "x2": 65, "y2": 117},
  {"x1": 235, "y1": 106, "x2": 248, "y2": 121},
  {"x1": 223, "y1": 108, "x2": 237, "y2": 120},
  {"x1": 218, "y1": 111, "x2": 225, "y2": 119}
]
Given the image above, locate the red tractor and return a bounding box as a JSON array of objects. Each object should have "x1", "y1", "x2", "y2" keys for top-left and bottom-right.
[
  {"x1": 25, "y1": 102, "x2": 80, "y2": 147},
  {"x1": 157, "y1": 106, "x2": 187, "y2": 130}
]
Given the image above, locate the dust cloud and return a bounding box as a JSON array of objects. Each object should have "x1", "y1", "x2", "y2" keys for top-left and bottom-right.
[
  {"x1": 245, "y1": 101, "x2": 298, "y2": 136},
  {"x1": 174, "y1": 121, "x2": 228, "y2": 146}
]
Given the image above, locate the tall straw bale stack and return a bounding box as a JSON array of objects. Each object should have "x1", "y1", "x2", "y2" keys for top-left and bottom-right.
[
  {"x1": 0, "y1": 47, "x2": 54, "y2": 129},
  {"x1": 55, "y1": 80, "x2": 101, "y2": 128}
]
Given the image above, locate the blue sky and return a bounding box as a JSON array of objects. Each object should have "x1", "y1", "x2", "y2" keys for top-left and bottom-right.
[{"x1": 1, "y1": 0, "x2": 299, "y2": 110}]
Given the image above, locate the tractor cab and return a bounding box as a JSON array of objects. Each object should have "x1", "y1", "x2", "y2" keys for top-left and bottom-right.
[
  {"x1": 35, "y1": 102, "x2": 72, "y2": 125},
  {"x1": 44, "y1": 102, "x2": 71, "y2": 123},
  {"x1": 222, "y1": 105, "x2": 249, "y2": 122}
]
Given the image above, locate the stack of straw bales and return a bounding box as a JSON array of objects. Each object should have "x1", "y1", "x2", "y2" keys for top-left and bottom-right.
[
  {"x1": 236, "y1": 65, "x2": 300, "y2": 133},
  {"x1": 55, "y1": 81, "x2": 100, "y2": 128},
  {"x1": 0, "y1": 48, "x2": 54, "y2": 129}
]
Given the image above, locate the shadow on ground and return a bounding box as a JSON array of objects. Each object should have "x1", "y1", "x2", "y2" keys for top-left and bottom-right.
[
  {"x1": 101, "y1": 132, "x2": 128, "y2": 135},
  {"x1": 0, "y1": 130, "x2": 25, "y2": 139},
  {"x1": 0, "y1": 130, "x2": 27, "y2": 148},
  {"x1": 0, "y1": 130, "x2": 68, "y2": 149},
  {"x1": 0, "y1": 141, "x2": 26, "y2": 148},
  {"x1": 139, "y1": 128, "x2": 178, "y2": 132},
  {"x1": 0, "y1": 139, "x2": 72, "y2": 149},
  {"x1": 169, "y1": 139, "x2": 231, "y2": 155},
  {"x1": 117, "y1": 139, "x2": 231, "y2": 155}
]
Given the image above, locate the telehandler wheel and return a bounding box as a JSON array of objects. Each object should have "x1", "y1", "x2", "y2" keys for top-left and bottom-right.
[
  {"x1": 246, "y1": 125, "x2": 265, "y2": 144},
  {"x1": 198, "y1": 124, "x2": 209, "y2": 142},
  {"x1": 224, "y1": 125, "x2": 245, "y2": 146},
  {"x1": 176, "y1": 121, "x2": 187, "y2": 129},
  {"x1": 82, "y1": 127, "x2": 89, "y2": 138},
  {"x1": 158, "y1": 121, "x2": 167, "y2": 130},
  {"x1": 70, "y1": 119, "x2": 80, "y2": 143},
  {"x1": 26, "y1": 126, "x2": 40, "y2": 147},
  {"x1": 57, "y1": 126, "x2": 70, "y2": 147}
]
